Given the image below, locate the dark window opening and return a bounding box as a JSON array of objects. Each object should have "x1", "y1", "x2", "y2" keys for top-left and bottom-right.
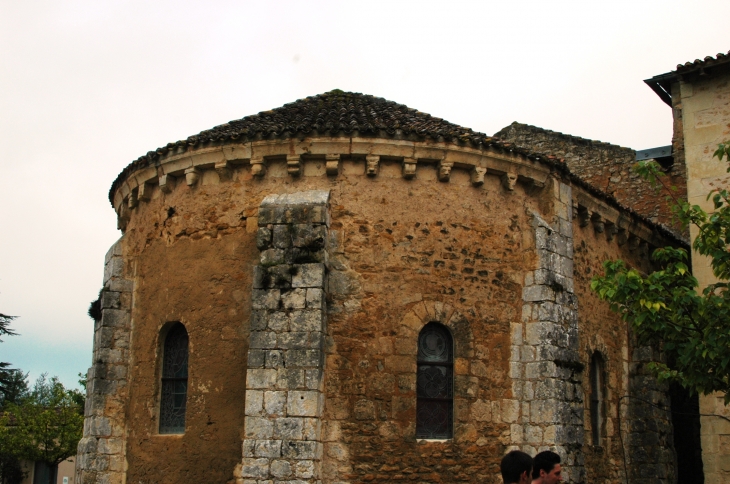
[
  {"x1": 669, "y1": 382, "x2": 704, "y2": 484},
  {"x1": 416, "y1": 322, "x2": 453, "y2": 439},
  {"x1": 590, "y1": 352, "x2": 605, "y2": 446},
  {"x1": 160, "y1": 323, "x2": 188, "y2": 434}
]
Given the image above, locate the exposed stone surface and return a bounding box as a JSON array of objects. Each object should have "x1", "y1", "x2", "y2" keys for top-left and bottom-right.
[{"x1": 238, "y1": 190, "x2": 330, "y2": 484}]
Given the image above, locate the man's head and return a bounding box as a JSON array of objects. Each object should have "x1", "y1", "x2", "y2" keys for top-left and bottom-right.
[
  {"x1": 500, "y1": 450, "x2": 533, "y2": 484},
  {"x1": 531, "y1": 451, "x2": 562, "y2": 484}
]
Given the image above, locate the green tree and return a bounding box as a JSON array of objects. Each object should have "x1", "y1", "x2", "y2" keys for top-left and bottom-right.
[
  {"x1": 591, "y1": 143, "x2": 730, "y2": 402},
  {"x1": 0, "y1": 375, "x2": 83, "y2": 484},
  {"x1": 0, "y1": 314, "x2": 18, "y2": 402}
]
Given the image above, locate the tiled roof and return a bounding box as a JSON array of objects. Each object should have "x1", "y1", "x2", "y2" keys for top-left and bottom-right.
[
  {"x1": 110, "y1": 92, "x2": 686, "y2": 245},
  {"x1": 675, "y1": 50, "x2": 730, "y2": 73}
]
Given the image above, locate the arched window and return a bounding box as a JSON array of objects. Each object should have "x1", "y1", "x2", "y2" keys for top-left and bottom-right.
[
  {"x1": 416, "y1": 322, "x2": 453, "y2": 439},
  {"x1": 160, "y1": 323, "x2": 189, "y2": 434},
  {"x1": 590, "y1": 352, "x2": 605, "y2": 446}
]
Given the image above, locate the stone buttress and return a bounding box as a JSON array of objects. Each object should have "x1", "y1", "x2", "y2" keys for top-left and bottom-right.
[
  {"x1": 76, "y1": 239, "x2": 133, "y2": 484},
  {"x1": 237, "y1": 190, "x2": 330, "y2": 484},
  {"x1": 512, "y1": 180, "x2": 585, "y2": 482}
]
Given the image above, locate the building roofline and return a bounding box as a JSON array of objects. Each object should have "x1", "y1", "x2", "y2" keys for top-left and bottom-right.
[{"x1": 645, "y1": 50, "x2": 730, "y2": 106}]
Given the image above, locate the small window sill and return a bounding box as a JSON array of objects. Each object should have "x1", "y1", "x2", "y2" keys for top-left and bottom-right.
[{"x1": 417, "y1": 438, "x2": 452, "y2": 443}]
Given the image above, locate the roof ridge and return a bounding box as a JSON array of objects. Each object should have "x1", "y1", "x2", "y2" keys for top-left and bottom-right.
[{"x1": 495, "y1": 122, "x2": 635, "y2": 152}]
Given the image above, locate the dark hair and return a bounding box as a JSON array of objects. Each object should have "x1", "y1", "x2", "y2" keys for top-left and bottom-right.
[
  {"x1": 532, "y1": 450, "x2": 561, "y2": 479},
  {"x1": 500, "y1": 450, "x2": 533, "y2": 483}
]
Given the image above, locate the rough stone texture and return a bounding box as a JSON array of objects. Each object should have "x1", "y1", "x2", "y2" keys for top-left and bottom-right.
[
  {"x1": 88, "y1": 91, "x2": 690, "y2": 483},
  {"x1": 75, "y1": 239, "x2": 132, "y2": 484},
  {"x1": 495, "y1": 122, "x2": 687, "y2": 236},
  {"x1": 512, "y1": 181, "x2": 584, "y2": 483},
  {"x1": 238, "y1": 190, "x2": 330, "y2": 484}
]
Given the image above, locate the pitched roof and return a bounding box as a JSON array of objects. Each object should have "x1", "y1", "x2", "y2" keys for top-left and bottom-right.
[
  {"x1": 645, "y1": 50, "x2": 730, "y2": 106},
  {"x1": 110, "y1": 91, "x2": 685, "y2": 245}
]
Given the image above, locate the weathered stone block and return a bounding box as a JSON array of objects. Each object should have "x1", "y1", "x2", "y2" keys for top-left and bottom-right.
[
  {"x1": 305, "y1": 369, "x2": 322, "y2": 390},
  {"x1": 241, "y1": 457, "x2": 270, "y2": 478},
  {"x1": 296, "y1": 459, "x2": 316, "y2": 479},
  {"x1": 270, "y1": 459, "x2": 292, "y2": 478},
  {"x1": 250, "y1": 310, "x2": 268, "y2": 331},
  {"x1": 247, "y1": 369, "x2": 277, "y2": 389},
  {"x1": 261, "y1": 248, "x2": 286, "y2": 267},
  {"x1": 248, "y1": 349, "x2": 266, "y2": 368},
  {"x1": 282, "y1": 289, "x2": 307, "y2": 309},
  {"x1": 268, "y1": 313, "x2": 290, "y2": 332},
  {"x1": 292, "y1": 264, "x2": 325, "y2": 288},
  {"x1": 286, "y1": 350, "x2": 321, "y2": 368},
  {"x1": 265, "y1": 350, "x2": 285, "y2": 368},
  {"x1": 264, "y1": 391, "x2": 286, "y2": 415},
  {"x1": 255, "y1": 439, "x2": 282, "y2": 458},
  {"x1": 273, "y1": 224, "x2": 292, "y2": 249},
  {"x1": 276, "y1": 369, "x2": 305, "y2": 389},
  {"x1": 274, "y1": 417, "x2": 304, "y2": 440},
  {"x1": 268, "y1": 264, "x2": 293, "y2": 288},
  {"x1": 100, "y1": 309, "x2": 129, "y2": 329},
  {"x1": 250, "y1": 331, "x2": 277, "y2": 349},
  {"x1": 287, "y1": 391, "x2": 321, "y2": 417},
  {"x1": 278, "y1": 332, "x2": 320, "y2": 350},
  {"x1": 292, "y1": 224, "x2": 327, "y2": 249},
  {"x1": 256, "y1": 226, "x2": 272, "y2": 250},
  {"x1": 289, "y1": 310, "x2": 323, "y2": 332},
  {"x1": 522, "y1": 285, "x2": 555, "y2": 302},
  {"x1": 253, "y1": 289, "x2": 281, "y2": 310},
  {"x1": 244, "y1": 417, "x2": 274, "y2": 439},
  {"x1": 282, "y1": 441, "x2": 320, "y2": 460},
  {"x1": 245, "y1": 390, "x2": 264, "y2": 416}
]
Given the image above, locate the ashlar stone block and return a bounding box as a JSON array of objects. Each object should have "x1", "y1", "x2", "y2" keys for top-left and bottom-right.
[
  {"x1": 282, "y1": 289, "x2": 307, "y2": 309},
  {"x1": 289, "y1": 310, "x2": 323, "y2": 332},
  {"x1": 254, "y1": 439, "x2": 282, "y2": 458},
  {"x1": 246, "y1": 390, "x2": 264, "y2": 416},
  {"x1": 274, "y1": 417, "x2": 304, "y2": 440},
  {"x1": 292, "y1": 263, "x2": 325, "y2": 288},
  {"x1": 264, "y1": 391, "x2": 287, "y2": 415},
  {"x1": 282, "y1": 440, "x2": 320, "y2": 460},
  {"x1": 241, "y1": 457, "x2": 270, "y2": 478},
  {"x1": 244, "y1": 417, "x2": 274, "y2": 439},
  {"x1": 287, "y1": 391, "x2": 321, "y2": 417}
]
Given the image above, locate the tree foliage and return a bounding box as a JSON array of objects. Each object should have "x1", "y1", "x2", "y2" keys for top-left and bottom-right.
[
  {"x1": 0, "y1": 374, "x2": 83, "y2": 479},
  {"x1": 591, "y1": 143, "x2": 730, "y2": 402},
  {"x1": 0, "y1": 314, "x2": 18, "y2": 405}
]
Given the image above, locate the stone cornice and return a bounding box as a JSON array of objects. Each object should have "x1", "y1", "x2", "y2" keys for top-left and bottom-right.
[{"x1": 111, "y1": 137, "x2": 687, "y2": 253}]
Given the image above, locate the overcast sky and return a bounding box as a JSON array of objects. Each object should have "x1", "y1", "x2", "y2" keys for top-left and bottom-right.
[{"x1": 1, "y1": 0, "x2": 728, "y2": 389}]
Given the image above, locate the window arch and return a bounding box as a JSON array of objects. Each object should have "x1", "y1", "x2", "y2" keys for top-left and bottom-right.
[
  {"x1": 160, "y1": 323, "x2": 189, "y2": 434},
  {"x1": 589, "y1": 352, "x2": 605, "y2": 446},
  {"x1": 416, "y1": 322, "x2": 453, "y2": 439}
]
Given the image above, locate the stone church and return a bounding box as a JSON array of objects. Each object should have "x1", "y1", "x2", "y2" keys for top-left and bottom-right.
[{"x1": 75, "y1": 89, "x2": 694, "y2": 483}]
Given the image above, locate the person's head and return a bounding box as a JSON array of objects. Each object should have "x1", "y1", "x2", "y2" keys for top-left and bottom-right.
[
  {"x1": 531, "y1": 451, "x2": 562, "y2": 483},
  {"x1": 500, "y1": 450, "x2": 533, "y2": 484}
]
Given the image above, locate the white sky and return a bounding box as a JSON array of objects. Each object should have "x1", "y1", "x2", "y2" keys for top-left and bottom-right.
[{"x1": 1, "y1": 0, "x2": 728, "y2": 389}]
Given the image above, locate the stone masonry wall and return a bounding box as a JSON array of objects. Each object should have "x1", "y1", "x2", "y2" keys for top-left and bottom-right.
[
  {"x1": 237, "y1": 191, "x2": 330, "y2": 484},
  {"x1": 512, "y1": 180, "x2": 585, "y2": 483},
  {"x1": 76, "y1": 238, "x2": 133, "y2": 484},
  {"x1": 495, "y1": 122, "x2": 686, "y2": 234}
]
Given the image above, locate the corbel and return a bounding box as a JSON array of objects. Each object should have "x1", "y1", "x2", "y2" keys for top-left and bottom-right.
[
  {"x1": 577, "y1": 206, "x2": 590, "y2": 228},
  {"x1": 628, "y1": 234, "x2": 641, "y2": 251},
  {"x1": 502, "y1": 172, "x2": 517, "y2": 191},
  {"x1": 616, "y1": 228, "x2": 628, "y2": 246},
  {"x1": 117, "y1": 203, "x2": 130, "y2": 232},
  {"x1": 402, "y1": 157, "x2": 417, "y2": 179},
  {"x1": 159, "y1": 174, "x2": 174, "y2": 194},
  {"x1": 605, "y1": 221, "x2": 618, "y2": 242},
  {"x1": 325, "y1": 154, "x2": 340, "y2": 176},
  {"x1": 250, "y1": 157, "x2": 266, "y2": 177},
  {"x1": 215, "y1": 160, "x2": 231, "y2": 181},
  {"x1": 438, "y1": 160, "x2": 453, "y2": 182},
  {"x1": 128, "y1": 188, "x2": 138, "y2": 209},
  {"x1": 137, "y1": 182, "x2": 152, "y2": 202},
  {"x1": 287, "y1": 154, "x2": 301, "y2": 177},
  {"x1": 591, "y1": 213, "x2": 605, "y2": 233},
  {"x1": 366, "y1": 155, "x2": 380, "y2": 176},
  {"x1": 471, "y1": 166, "x2": 486, "y2": 186},
  {"x1": 185, "y1": 167, "x2": 200, "y2": 186}
]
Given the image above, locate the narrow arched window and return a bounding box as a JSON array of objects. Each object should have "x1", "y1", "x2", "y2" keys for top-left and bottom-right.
[
  {"x1": 416, "y1": 322, "x2": 453, "y2": 439},
  {"x1": 590, "y1": 352, "x2": 605, "y2": 446},
  {"x1": 160, "y1": 323, "x2": 189, "y2": 434}
]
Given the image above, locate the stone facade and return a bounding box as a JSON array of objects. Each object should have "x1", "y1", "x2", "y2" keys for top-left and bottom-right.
[
  {"x1": 76, "y1": 91, "x2": 685, "y2": 483},
  {"x1": 646, "y1": 52, "x2": 730, "y2": 484}
]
